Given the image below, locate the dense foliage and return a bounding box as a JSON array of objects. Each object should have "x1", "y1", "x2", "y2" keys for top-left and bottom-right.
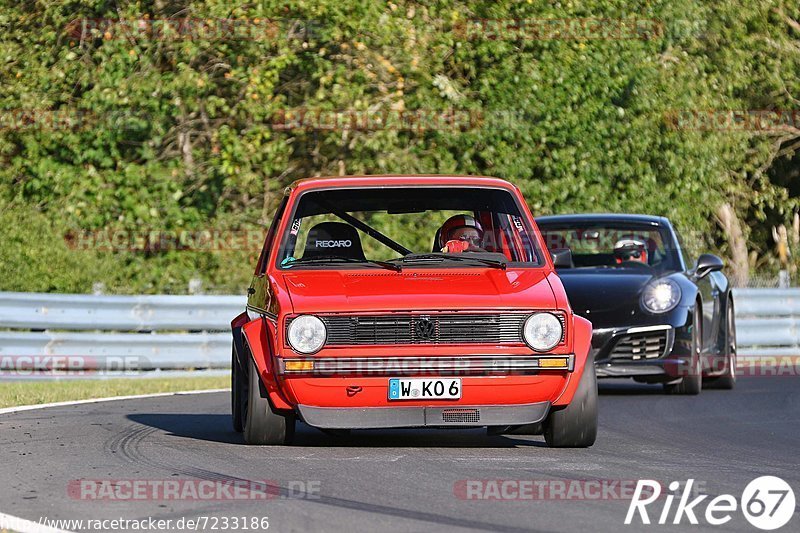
[{"x1": 1, "y1": 1, "x2": 798, "y2": 293}]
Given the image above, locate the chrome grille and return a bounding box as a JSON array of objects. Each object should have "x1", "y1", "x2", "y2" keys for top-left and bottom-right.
[
  {"x1": 609, "y1": 331, "x2": 668, "y2": 360},
  {"x1": 288, "y1": 312, "x2": 565, "y2": 346}
]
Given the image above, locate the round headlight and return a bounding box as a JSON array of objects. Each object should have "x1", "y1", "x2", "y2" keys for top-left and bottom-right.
[
  {"x1": 523, "y1": 313, "x2": 563, "y2": 352},
  {"x1": 641, "y1": 278, "x2": 681, "y2": 313},
  {"x1": 287, "y1": 315, "x2": 327, "y2": 354}
]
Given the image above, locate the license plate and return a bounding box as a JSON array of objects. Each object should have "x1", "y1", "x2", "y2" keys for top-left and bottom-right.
[{"x1": 388, "y1": 378, "x2": 461, "y2": 400}]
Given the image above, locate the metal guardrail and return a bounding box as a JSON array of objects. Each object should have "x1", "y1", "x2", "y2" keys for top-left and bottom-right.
[
  {"x1": 0, "y1": 292, "x2": 244, "y2": 370},
  {"x1": 0, "y1": 290, "x2": 795, "y2": 371},
  {"x1": 0, "y1": 292, "x2": 243, "y2": 331},
  {"x1": 733, "y1": 288, "x2": 800, "y2": 357}
]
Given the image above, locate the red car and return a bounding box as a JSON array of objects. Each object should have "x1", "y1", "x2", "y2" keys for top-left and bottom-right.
[{"x1": 231, "y1": 175, "x2": 597, "y2": 447}]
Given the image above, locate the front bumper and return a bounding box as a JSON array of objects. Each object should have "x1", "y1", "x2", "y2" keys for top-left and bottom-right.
[
  {"x1": 297, "y1": 401, "x2": 551, "y2": 429},
  {"x1": 277, "y1": 355, "x2": 574, "y2": 411},
  {"x1": 592, "y1": 325, "x2": 674, "y2": 359},
  {"x1": 595, "y1": 361, "x2": 686, "y2": 377},
  {"x1": 591, "y1": 324, "x2": 694, "y2": 380}
]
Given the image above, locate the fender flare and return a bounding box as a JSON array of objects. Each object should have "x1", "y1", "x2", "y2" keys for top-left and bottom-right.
[
  {"x1": 714, "y1": 292, "x2": 734, "y2": 356},
  {"x1": 552, "y1": 315, "x2": 593, "y2": 407},
  {"x1": 231, "y1": 312, "x2": 249, "y2": 371},
  {"x1": 241, "y1": 316, "x2": 294, "y2": 411}
]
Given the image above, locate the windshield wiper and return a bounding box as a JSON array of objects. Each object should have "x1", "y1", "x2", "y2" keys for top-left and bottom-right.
[
  {"x1": 284, "y1": 255, "x2": 402, "y2": 272},
  {"x1": 397, "y1": 253, "x2": 507, "y2": 270}
]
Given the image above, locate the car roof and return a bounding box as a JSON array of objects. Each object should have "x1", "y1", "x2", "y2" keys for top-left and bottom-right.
[
  {"x1": 535, "y1": 213, "x2": 669, "y2": 226},
  {"x1": 288, "y1": 174, "x2": 518, "y2": 192}
]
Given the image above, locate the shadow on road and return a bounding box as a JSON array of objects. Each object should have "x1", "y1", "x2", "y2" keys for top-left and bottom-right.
[
  {"x1": 598, "y1": 379, "x2": 666, "y2": 395},
  {"x1": 128, "y1": 414, "x2": 244, "y2": 445},
  {"x1": 292, "y1": 426, "x2": 547, "y2": 448},
  {"x1": 127, "y1": 413, "x2": 546, "y2": 448}
]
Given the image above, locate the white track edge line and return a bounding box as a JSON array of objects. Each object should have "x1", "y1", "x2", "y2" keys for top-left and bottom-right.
[
  {"x1": 0, "y1": 388, "x2": 230, "y2": 531},
  {"x1": 0, "y1": 388, "x2": 230, "y2": 416}
]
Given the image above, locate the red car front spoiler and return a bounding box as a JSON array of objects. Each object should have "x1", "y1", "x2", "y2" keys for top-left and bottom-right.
[{"x1": 296, "y1": 401, "x2": 551, "y2": 429}]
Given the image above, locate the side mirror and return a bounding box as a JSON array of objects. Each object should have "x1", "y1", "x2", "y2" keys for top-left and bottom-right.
[
  {"x1": 551, "y1": 248, "x2": 573, "y2": 269},
  {"x1": 694, "y1": 253, "x2": 724, "y2": 279}
]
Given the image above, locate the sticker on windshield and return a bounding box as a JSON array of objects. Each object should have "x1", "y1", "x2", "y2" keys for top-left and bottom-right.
[{"x1": 290, "y1": 218, "x2": 302, "y2": 236}]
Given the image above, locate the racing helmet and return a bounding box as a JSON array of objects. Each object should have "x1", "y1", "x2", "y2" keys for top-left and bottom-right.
[
  {"x1": 438, "y1": 214, "x2": 484, "y2": 249},
  {"x1": 613, "y1": 238, "x2": 648, "y2": 264}
]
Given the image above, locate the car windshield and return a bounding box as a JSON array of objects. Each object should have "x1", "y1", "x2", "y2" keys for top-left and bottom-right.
[
  {"x1": 276, "y1": 186, "x2": 543, "y2": 269},
  {"x1": 538, "y1": 222, "x2": 681, "y2": 273}
]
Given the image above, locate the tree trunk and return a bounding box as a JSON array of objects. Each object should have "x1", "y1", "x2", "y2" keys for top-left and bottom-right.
[{"x1": 716, "y1": 203, "x2": 749, "y2": 287}]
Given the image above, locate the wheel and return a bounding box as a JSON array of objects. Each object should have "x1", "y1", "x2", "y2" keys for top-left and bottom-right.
[
  {"x1": 543, "y1": 357, "x2": 598, "y2": 448},
  {"x1": 231, "y1": 345, "x2": 246, "y2": 433},
  {"x1": 665, "y1": 304, "x2": 702, "y2": 395},
  {"x1": 243, "y1": 357, "x2": 295, "y2": 445},
  {"x1": 704, "y1": 301, "x2": 736, "y2": 390}
]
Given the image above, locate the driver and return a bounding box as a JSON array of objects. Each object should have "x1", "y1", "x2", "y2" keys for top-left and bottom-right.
[
  {"x1": 438, "y1": 214, "x2": 485, "y2": 253},
  {"x1": 613, "y1": 238, "x2": 648, "y2": 265}
]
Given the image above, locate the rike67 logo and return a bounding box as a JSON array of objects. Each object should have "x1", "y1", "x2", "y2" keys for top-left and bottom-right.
[{"x1": 626, "y1": 477, "x2": 795, "y2": 530}]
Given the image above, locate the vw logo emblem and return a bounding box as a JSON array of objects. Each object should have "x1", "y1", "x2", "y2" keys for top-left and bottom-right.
[{"x1": 415, "y1": 318, "x2": 435, "y2": 341}]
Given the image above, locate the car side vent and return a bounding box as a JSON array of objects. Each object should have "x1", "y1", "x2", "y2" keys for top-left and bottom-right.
[{"x1": 441, "y1": 408, "x2": 480, "y2": 423}]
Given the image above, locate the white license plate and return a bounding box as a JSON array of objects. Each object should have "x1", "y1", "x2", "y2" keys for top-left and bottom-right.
[{"x1": 388, "y1": 378, "x2": 461, "y2": 400}]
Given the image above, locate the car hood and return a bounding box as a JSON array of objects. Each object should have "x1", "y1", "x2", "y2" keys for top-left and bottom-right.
[
  {"x1": 282, "y1": 268, "x2": 556, "y2": 313},
  {"x1": 556, "y1": 269, "x2": 657, "y2": 315}
]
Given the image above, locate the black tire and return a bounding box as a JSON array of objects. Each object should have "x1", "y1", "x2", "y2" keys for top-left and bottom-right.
[
  {"x1": 243, "y1": 357, "x2": 295, "y2": 445},
  {"x1": 665, "y1": 304, "x2": 702, "y2": 395},
  {"x1": 231, "y1": 345, "x2": 246, "y2": 433},
  {"x1": 543, "y1": 358, "x2": 598, "y2": 448},
  {"x1": 704, "y1": 301, "x2": 736, "y2": 390}
]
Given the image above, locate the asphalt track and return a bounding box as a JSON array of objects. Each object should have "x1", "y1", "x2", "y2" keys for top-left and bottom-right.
[{"x1": 1, "y1": 377, "x2": 798, "y2": 533}]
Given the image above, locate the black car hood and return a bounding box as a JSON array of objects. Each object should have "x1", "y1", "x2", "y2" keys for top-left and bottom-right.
[{"x1": 556, "y1": 268, "x2": 656, "y2": 315}]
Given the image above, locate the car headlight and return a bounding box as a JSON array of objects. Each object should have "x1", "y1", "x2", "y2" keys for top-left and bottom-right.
[
  {"x1": 287, "y1": 315, "x2": 327, "y2": 354},
  {"x1": 523, "y1": 312, "x2": 563, "y2": 352},
  {"x1": 641, "y1": 279, "x2": 681, "y2": 313}
]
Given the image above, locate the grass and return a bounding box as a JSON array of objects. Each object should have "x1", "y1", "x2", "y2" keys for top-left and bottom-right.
[{"x1": 0, "y1": 375, "x2": 229, "y2": 409}]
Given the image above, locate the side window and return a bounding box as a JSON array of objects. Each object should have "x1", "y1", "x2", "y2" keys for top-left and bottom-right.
[{"x1": 255, "y1": 197, "x2": 288, "y2": 276}]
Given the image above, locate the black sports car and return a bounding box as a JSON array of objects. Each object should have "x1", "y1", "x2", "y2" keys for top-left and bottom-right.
[{"x1": 535, "y1": 214, "x2": 736, "y2": 394}]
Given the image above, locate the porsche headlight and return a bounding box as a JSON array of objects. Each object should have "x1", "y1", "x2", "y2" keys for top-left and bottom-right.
[
  {"x1": 523, "y1": 312, "x2": 563, "y2": 352},
  {"x1": 641, "y1": 279, "x2": 681, "y2": 313},
  {"x1": 287, "y1": 315, "x2": 327, "y2": 354}
]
